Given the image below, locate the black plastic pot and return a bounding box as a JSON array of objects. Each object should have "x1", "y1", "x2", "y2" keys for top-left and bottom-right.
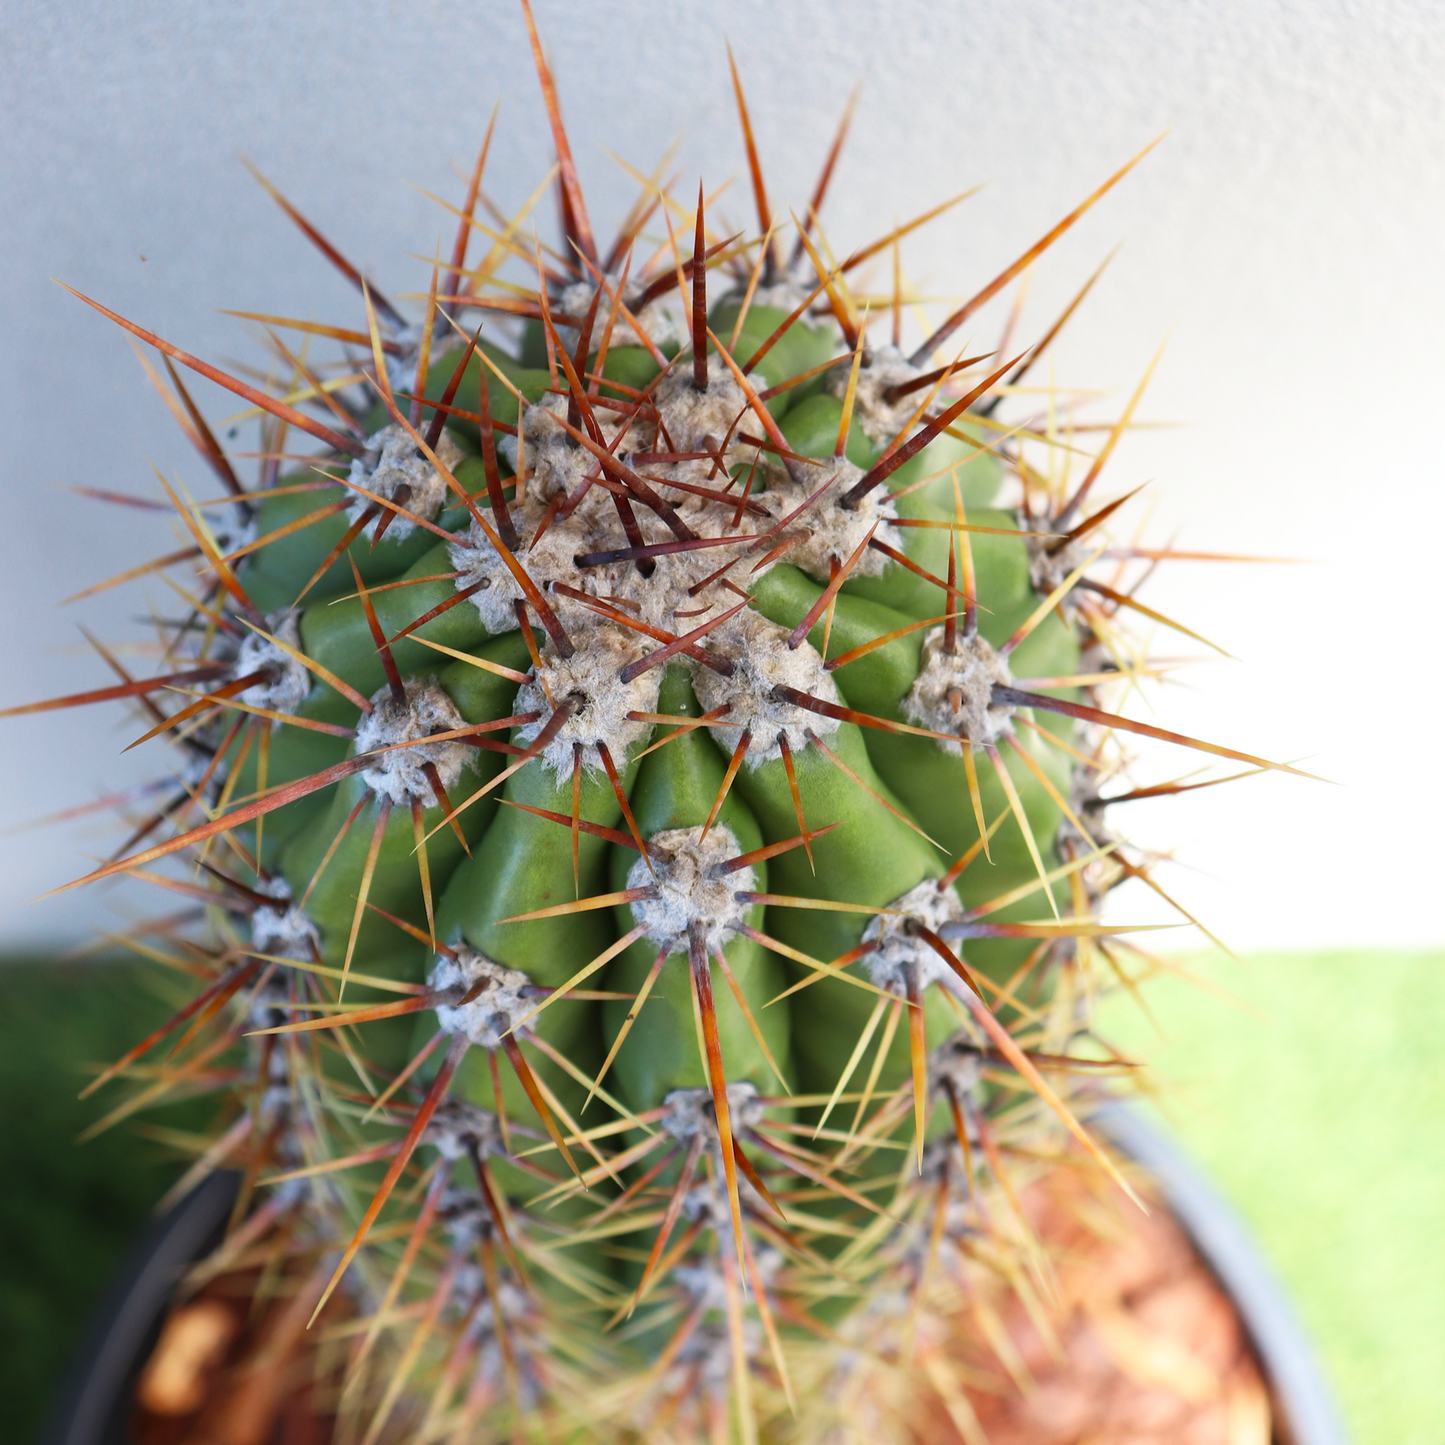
[
  {"x1": 39, "y1": 1170, "x2": 241, "y2": 1445},
  {"x1": 42, "y1": 1114, "x2": 1347, "y2": 1445}
]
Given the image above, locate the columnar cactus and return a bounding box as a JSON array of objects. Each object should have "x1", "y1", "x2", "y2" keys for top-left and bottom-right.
[{"x1": 13, "y1": 6, "x2": 1302, "y2": 1439}]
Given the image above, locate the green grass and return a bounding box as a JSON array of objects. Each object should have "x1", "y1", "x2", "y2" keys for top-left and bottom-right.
[
  {"x1": 0, "y1": 959, "x2": 209, "y2": 1444},
  {"x1": 1099, "y1": 950, "x2": 1445, "y2": 1445},
  {"x1": 2, "y1": 951, "x2": 1439, "y2": 1443}
]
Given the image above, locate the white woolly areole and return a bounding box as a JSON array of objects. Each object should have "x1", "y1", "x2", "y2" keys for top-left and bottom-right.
[
  {"x1": 431, "y1": 947, "x2": 535, "y2": 1050},
  {"x1": 249, "y1": 876, "x2": 318, "y2": 962},
  {"x1": 209, "y1": 507, "x2": 256, "y2": 560},
  {"x1": 863, "y1": 880, "x2": 968, "y2": 996},
  {"x1": 660, "y1": 1081, "x2": 765, "y2": 1144},
  {"x1": 650, "y1": 354, "x2": 763, "y2": 466},
  {"x1": 449, "y1": 483, "x2": 727, "y2": 637},
  {"x1": 347, "y1": 424, "x2": 465, "y2": 541},
  {"x1": 555, "y1": 279, "x2": 690, "y2": 353},
  {"x1": 246, "y1": 974, "x2": 293, "y2": 1034},
  {"x1": 927, "y1": 1034, "x2": 983, "y2": 1102},
  {"x1": 691, "y1": 606, "x2": 840, "y2": 764},
  {"x1": 763, "y1": 460, "x2": 899, "y2": 583},
  {"x1": 590, "y1": 482, "x2": 761, "y2": 630},
  {"x1": 237, "y1": 610, "x2": 310, "y2": 719},
  {"x1": 513, "y1": 626, "x2": 659, "y2": 776},
  {"x1": 464, "y1": 1286, "x2": 536, "y2": 1380},
  {"x1": 667, "y1": 1314, "x2": 760, "y2": 1395},
  {"x1": 437, "y1": 1188, "x2": 494, "y2": 1251},
  {"x1": 448, "y1": 494, "x2": 605, "y2": 636},
  {"x1": 902, "y1": 628, "x2": 1014, "y2": 754},
  {"x1": 354, "y1": 677, "x2": 475, "y2": 806},
  {"x1": 663, "y1": 1087, "x2": 777, "y2": 1249},
  {"x1": 1028, "y1": 530, "x2": 1090, "y2": 607},
  {"x1": 499, "y1": 397, "x2": 614, "y2": 503},
  {"x1": 625, "y1": 825, "x2": 756, "y2": 955},
  {"x1": 919, "y1": 1132, "x2": 980, "y2": 1195},
  {"x1": 437, "y1": 1201, "x2": 535, "y2": 1299},
  {"x1": 423, "y1": 1098, "x2": 508, "y2": 1162},
  {"x1": 826, "y1": 343, "x2": 932, "y2": 447}
]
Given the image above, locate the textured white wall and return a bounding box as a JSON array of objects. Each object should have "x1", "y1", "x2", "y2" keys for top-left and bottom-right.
[{"x1": 0, "y1": 0, "x2": 1439, "y2": 951}]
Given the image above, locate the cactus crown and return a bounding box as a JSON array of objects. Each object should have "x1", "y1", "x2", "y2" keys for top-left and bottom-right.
[{"x1": 16, "y1": 5, "x2": 1303, "y2": 1439}]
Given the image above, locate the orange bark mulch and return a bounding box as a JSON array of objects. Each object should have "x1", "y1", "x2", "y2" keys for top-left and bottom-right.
[{"x1": 941, "y1": 1172, "x2": 1275, "y2": 1445}]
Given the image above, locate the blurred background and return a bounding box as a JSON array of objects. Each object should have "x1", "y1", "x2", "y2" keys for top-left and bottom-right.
[{"x1": 0, "y1": 1, "x2": 1440, "y2": 1440}]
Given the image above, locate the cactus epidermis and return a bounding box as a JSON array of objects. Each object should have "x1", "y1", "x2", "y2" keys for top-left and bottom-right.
[{"x1": 15, "y1": 7, "x2": 1308, "y2": 1440}]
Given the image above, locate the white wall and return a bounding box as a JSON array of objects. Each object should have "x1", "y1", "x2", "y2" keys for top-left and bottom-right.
[{"x1": 1, "y1": 0, "x2": 1439, "y2": 951}]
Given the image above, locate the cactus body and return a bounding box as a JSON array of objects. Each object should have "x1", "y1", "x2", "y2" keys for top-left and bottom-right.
[{"x1": 16, "y1": 13, "x2": 1300, "y2": 1441}]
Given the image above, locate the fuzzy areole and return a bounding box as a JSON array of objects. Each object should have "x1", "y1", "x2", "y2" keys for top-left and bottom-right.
[
  {"x1": 825, "y1": 343, "x2": 929, "y2": 446},
  {"x1": 863, "y1": 879, "x2": 970, "y2": 996},
  {"x1": 513, "y1": 624, "x2": 660, "y2": 774},
  {"x1": 625, "y1": 824, "x2": 756, "y2": 954},
  {"x1": 650, "y1": 353, "x2": 763, "y2": 463},
  {"x1": 499, "y1": 397, "x2": 610, "y2": 501},
  {"x1": 763, "y1": 459, "x2": 901, "y2": 581},
  {"x1": 691, "y1": 605, "x2": 842, "y2": 762},
  {"x1": 431, "y1": 947, "x2": 536, "y2": 1050},
  {"x1": 450, "y1": 491, "x2": 630, "y2": 634},
  {"x1": 237, "y1": 610, "x2": 310, "y2": 718},
  {"x1": 354, "y1": 677, "x2": 475, "y2": 805},
  {"x1": 660, "y1": 1080, "x2": 767, "y2": 1145},
  {"x1": 423, "y1": 1098, "x2": 511, "y2": 1161},
  {"x1": 347, "y1": 423, "x2": 465, "y2": 540},
  {"x1": 249, "y1": 876, "x2": 318, "y2": 960},
  {"x1": 904, "y1": 625, "x2": 1015, "y2": 752}
]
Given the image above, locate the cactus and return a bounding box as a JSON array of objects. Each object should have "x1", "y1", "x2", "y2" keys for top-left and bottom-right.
[{"x1": 12, "y1": 6, "x2": 1305, "y2": 1440}]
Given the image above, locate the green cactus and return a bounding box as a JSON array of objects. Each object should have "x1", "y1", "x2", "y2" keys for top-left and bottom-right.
[{"x1": 12, "y1": 6, "x2": 1306, "y2": 1439}]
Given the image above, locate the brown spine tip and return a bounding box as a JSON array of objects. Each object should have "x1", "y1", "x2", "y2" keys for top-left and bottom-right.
[
  {"x1": 567, "y1": 280, "x2": 603, "y2": 432},
  {"x1": 426, "y1": 320, "x2": 483, "y2": 452},
  {"x1": 910, "y1": 135, "x2": 1164, "y2": 366},
  {"x1": 726, "y1": 41, "x2": 772, "y2": 278},
  {"x1": 474, "y1": 348, "x2": 520, "y2": 551},
  {"x1": 369, "y1": 485, "x2": 409, "y2": 549},
  {"x1": 519, "y1": 0, "x2": 597, "y2": 267},
  {"x1": 943, "y1": 541, "x2": 959, "y2": 655},
  {"x1": 445, "y1": 106, "x2": 497, "y2": 302},
  {"x1": 630, "y1": 230, "x2": 741, "y2": 313},
  {"x1": 57, "y1": 281, "x2": 367, "y2": 460},
  {"x1": 350, "y1": 558, "x2": 405, "y2": 706},
  {"x1": 791, "y1": 84, "x2": 860, "y2": 270},
  {"x1": 159, "y1": 356, "x2": 245, "y2": 497},
  {"x1": 692, "y1": 181, "x2": 709, "y2": 390},
  {"x1": 240, "y1": 156, "x2": 405, "y2": 326}
]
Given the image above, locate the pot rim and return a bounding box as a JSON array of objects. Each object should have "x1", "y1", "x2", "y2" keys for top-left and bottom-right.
[
  {"x1": 1091, "y1": 1101, "x2": 1349, "y2": 1445},
  {"x1": 40, "y1": 1169, "x2": 240, "y2": 1445}
]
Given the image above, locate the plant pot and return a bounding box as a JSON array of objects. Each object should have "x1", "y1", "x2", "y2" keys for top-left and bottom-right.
[
  {"x1": 41, "y1": 1112, "x2": 1346, "y2": 1445},
  {"x1": 1090, "y1": 1104, "x2": 1348, "y2": 1445},
  {"x1": 40, "y1": 1171, "x2": 240, "y2": 1445}
]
